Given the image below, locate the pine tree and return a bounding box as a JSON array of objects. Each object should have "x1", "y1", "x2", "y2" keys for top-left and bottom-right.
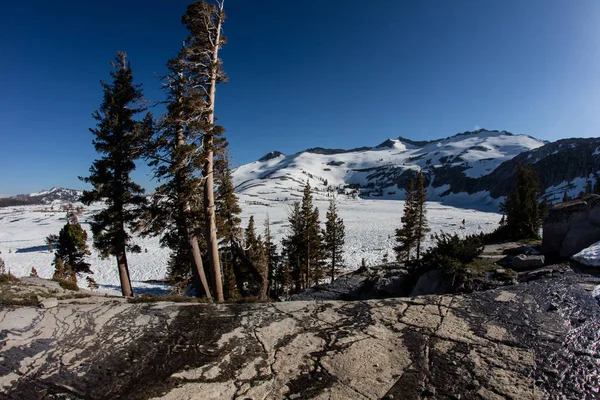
[
  {"x1": 593, "y1": 175, "x2": 600, "y2": 195},
  {"x1": 264, "y1": 215, "x2": 280, "y2": 297},
  {"x1": 215, "y1": 147, "x2": 243, "y2": 296},
  {"x1": 52, "y1": 257, "x2": 77, "y2": 284},
  {"x1": 222, "y1": 262, "x2": 239, "y2": 300},
  {"x1": 244, "y1": 216, "x2": 268, "y2": 299},
  {"x1": 299, "y1": 181, "x2": 323, "y2": 287},
  {"x1": 80, "y1": 52, "x2": 149, "y2": 297},
  {"x1": 500, "y1": 164, "x2": 542, "y2": 239},
  {"x1": 586, "y1": 180, "x2": 593, "y2": 194},
  {"x1": 562, "y1": 190, "x2": 570, "y2": 202},
  {"x1": 282, "y1": 202, "x2": 303, "y2": 291},
  {"x1": 141, "y1": 52, "x2": 211, "y2": 300},
  {"x1": 394, "y1": 178, "x2": 417, "y2": 263},
  {"x1": 180, "y1": 0, "x2": 228, "y2": 302},
  {"x1": 54, "y1": 216, "x2": 91, "y2": 274},
  {"x1": 323, "y1": 196, "x2": 345, "y2": 283},
  {"x1": 414, "y1": 171, "x2": 430, "y2": 261}
]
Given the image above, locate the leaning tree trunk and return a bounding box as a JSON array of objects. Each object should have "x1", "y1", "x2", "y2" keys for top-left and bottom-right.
[
  {"x1": 116, "y1": 249, "x2": 133, "y2": 297},
  {"x1": 203, "y1": 7, "x2": 225, "y2": 302},
  {"x1": 175, "y1": 116, "x2": 213, "y2": 302}
]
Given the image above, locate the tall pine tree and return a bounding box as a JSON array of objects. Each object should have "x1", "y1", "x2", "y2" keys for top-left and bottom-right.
[
  {"x1": 394, "y1": 178, "x2": 417, "y2": 263},
  {"x1": 282, "y1": 202, "x2": 303, "y2": 291},
  {"x1": 141, "y1": 54, "x2": 212, "y2": 299},
  {"x1": 180, "y1": 0, "x2": 227, "y2": 302},
  {"x1": 414, "y1": 171, "x2": 430, "y2": 261},
  {"x1": 81, "y1": 52, "x2": 150, "y2": 297},
  {"x1": 323, "y1": 197, "x2": 345, "y2": 283},
  {"x1": 264, "y1": 215, "x2": 281, "y2": 297}
]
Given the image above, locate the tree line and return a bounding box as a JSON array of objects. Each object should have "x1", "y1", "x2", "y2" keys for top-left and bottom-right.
[{"x1": 46, "y1": 0, "x2": 347, "y2": 301}]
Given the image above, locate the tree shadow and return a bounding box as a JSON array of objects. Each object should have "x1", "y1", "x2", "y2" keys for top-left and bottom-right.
[
  {"x1": 98, "y1": 283, "x2": 171, "y2": 296},
  {"x1": 16, "y1": 245, "x2": 50, "y2": 253}
]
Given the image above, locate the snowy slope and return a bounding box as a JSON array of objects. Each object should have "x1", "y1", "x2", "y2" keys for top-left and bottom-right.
[{"x1": 233, "y1": 129, "x2": 545, "y2": 203}]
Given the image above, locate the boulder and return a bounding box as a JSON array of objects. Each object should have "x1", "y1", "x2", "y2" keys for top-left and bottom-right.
[
  {"x1": 542, "y1": 194, "x2": 600, "y2": 257},
  {"x1": 410, "y1": 269, "x2": 452, "y2": 296},
  {"x1": 290, "y1": 264, "x2": 409, "y2": 301},
  {"x1": 512, "y1": 254, "x2": 545, "y2": 270}
]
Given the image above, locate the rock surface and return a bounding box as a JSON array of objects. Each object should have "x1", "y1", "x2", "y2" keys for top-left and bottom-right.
[
  {"x1": 1, "y1": 268, "x2": 599, "y2": 399},
  {"x1": 512, "y1": 255, "x2": 545, "y2": 271},
  {"x1": 542, "y1": 194, "x2": 600, "y2": 258}
]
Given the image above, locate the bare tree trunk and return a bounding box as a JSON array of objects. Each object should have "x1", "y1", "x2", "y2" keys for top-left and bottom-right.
[
  {"x1": 203, "y1": 6, "x2": 225, "y2": 302},
  {"x1": 331, "y1": 249, "x2": 336, "y2": 284},
  {"x1": 116, "y1": 251, "x2": 133, "y2": 297},
  {"x1": 189, "y1": 237, "x2": 212, "y2": 302},
  {"x1": 175, "y1": 116, "x2": 213, "y2": 302}
]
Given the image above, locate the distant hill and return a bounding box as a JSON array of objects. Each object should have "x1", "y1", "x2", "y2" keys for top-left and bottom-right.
[
  {"x1": 0, "y1": 187, "x2": 82, "y2": 208},
  {"x1": 232, "y1": 129, "x2": 600, "y2": 206}
]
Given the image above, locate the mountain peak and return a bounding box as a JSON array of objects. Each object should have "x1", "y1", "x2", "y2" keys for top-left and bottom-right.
[{"x1": 258, "y1": 151, "x2": 285, "y2": 162}]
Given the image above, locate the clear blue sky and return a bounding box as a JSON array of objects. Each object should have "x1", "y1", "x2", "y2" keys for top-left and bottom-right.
[{"x1": 1, "y1": 0, "x2": 599, "y2": 195}]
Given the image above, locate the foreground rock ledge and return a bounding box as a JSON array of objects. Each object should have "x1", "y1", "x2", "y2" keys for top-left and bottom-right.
[{"x1": 1, "y1": 267, "x2": 599, "y2": 399}]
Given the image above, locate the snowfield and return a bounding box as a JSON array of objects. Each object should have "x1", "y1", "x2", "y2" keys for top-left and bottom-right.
[
  {"x1": 572, "y1": 241, "x2": 600, "y2": 267},
  {"x1": 0, "y1": 195, "x2": 501, "y2": 295}
]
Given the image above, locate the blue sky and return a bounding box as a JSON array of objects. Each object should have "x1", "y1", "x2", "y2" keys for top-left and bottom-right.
[{"x1": 1, "y1": 0, "x2": 599, "y2": 195}]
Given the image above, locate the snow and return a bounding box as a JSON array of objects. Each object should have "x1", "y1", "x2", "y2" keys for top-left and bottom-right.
[
  {"x1": 543, "y1": 172, "x2": 600, "y2": 203},
  {"x1": 572, "y1": 241, "x2": 600, "y2": 267},
  {"x1": 0, "y1": 195, "x2": 502, "y2": 296},
  {"x1": 0, "y1": 204, "x2": 171, "y2": 296},
  {"x1": 593, "y1": 147, "x2": 600, "y2": 156}
]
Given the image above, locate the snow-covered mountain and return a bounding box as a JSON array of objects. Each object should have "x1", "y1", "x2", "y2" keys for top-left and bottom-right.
[
  {"x1": 233, "y1": 129, "x2": 546, "y2": 205},
  {"x1": 0, "y1": 187, "x2": 82, "y2": 207}
]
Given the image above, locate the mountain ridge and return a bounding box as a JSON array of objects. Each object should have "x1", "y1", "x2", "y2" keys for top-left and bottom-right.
[{"x1": 234, "y1": 129, "x2": 600, "y2": 207}]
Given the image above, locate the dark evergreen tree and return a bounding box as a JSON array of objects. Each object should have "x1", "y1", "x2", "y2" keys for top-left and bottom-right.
[
  {"x1": 264, "y1": 215, "x2": 280, "y2": 297},
  {"x1": 414, "y1": 171, "x2": 430, "y2": 261},
  {"x1": 81, "y1": 52, "x2": 149, "y2": 297},
  {"x1": 222, "y1": 262, "x2": 239, "y2": 300},
  {"x1": 586, "y1": 180, "x2": 593, "y2": 194},
  {"x1": 215, "y1": 148, "x2": 243, "y2": 297},
  {"x1": 500, "y1": 164, "x2": 542, "y2": 239},
  {"x1": 282, "y1": 202, "x2": 303, "y2": 291},
  {"x1": 394, "y1": 178, "x2": 417, "y2": 263},
  {"x1": 593, "y1": 175, "x2": 600, "y2": 195},
  {"x1": 54, "y1": 215, "x2": 91, "y2": 274},
  {"x1": 244, "y1": 216, "x2": 268, "y2": 299},
  {"x1": 562, "y1": 190, "x2": 570, "y2": 203},
  {"x1": 323, "y1": 197, "x2": 345, "y2": 283}
]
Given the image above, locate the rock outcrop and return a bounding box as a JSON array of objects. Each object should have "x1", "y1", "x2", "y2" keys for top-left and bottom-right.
[
  {"x1": 542, "y1": 194, "x2": 600, "y2": 258},
  {"x1": 1, "y1": 267, "x2": 599, "y2": 399},
  {"x1": 289, "y1": 265, "x2": 408, "y2": 301}
]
